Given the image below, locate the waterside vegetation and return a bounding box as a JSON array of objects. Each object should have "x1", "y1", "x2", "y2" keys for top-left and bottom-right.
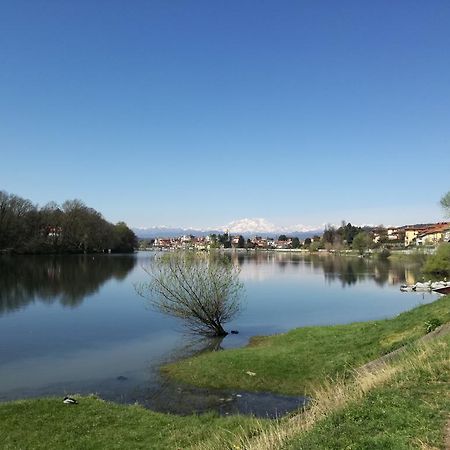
[{"x1": 423, "y1": 242, "x2": 450, "y2": 276}]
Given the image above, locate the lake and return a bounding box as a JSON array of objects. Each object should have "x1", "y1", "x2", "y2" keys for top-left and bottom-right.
[{"x1": 0, "y1": 251, "x2": 438, "y2": 415}]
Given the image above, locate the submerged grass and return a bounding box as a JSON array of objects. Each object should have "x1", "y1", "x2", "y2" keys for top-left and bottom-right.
[{"x1": 163, "y1": 295, "x2": 450, "y2": 396}]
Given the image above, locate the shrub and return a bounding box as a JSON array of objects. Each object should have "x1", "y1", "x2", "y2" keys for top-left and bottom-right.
[
  {"x1": 422, "y1": 243, "x2": 450, "y2": 275},
  {"x1": 424, "y1": 318, "x2": 442, "y2": 334}
]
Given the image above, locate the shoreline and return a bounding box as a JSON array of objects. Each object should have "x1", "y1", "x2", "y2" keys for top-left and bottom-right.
[
  {"x1": 162, "y1": 293, "x2": 450, "y2": 395},
  {"x1": 1, "y1": 294, "x2": 449, "y2": 449}
]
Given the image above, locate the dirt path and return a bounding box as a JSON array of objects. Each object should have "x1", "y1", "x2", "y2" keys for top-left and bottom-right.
[{"x1": 359, "y1": 323, "x2": 450, "y2": 373}]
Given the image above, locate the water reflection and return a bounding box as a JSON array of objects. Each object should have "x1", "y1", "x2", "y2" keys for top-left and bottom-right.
[
  {"x1": 0, "y1": 254, "x2": 137, "y2": 314},
  {"x1": 167, "y1": 335, "x2": 225, "y2": 361},
  {"x1": 229, "y1": 251, "x2": 423, "y2": 287},
  {"x1": 0, "y1": 251, "x2": 437, "y2": 416},
  {"x1": 0, "y1": 252, "x2": 422, "y2": 317}
]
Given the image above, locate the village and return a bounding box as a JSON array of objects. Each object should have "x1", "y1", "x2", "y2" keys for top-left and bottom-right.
[{"x1": 148, "y1": 222, "x2": 450, "y2": 252}]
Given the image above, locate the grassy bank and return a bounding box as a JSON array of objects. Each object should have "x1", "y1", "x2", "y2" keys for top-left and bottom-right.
[
  {"x1": 0, "y1": 396, "x2": 264, "y2": 450},
  {"x1": 163, "y1": 295, "x2": 450, "y2": 395},
  {"x1": 287, "y1": 336, "x2": 450, "y2": 449},
  {"x1": 206, "y1": 328, "x2": 450, "y2": 450}
]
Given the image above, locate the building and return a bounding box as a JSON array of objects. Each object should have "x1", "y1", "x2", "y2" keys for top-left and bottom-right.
[
  {"x1": 404, "y1": 226, "x2": 425, "y2": 247},
  {"x1": 404, "y1": 222, "x2": 450, "y2": 247},
  {"x1": 415, "y1": 223, "x2": 450, "y2": 246}
]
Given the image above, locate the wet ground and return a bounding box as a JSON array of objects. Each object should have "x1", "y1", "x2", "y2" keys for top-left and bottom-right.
[
  {"x1": 1, "y1": 371, "x2": 308, "y2": 418},
  {"x1": 128, "y1": 378, "x2": 309, "y2": 418}
]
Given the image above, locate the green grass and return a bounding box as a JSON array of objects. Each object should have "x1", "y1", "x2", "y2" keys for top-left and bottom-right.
[
  {"x1": 163, "y1": 295, "x2": 450, "y2": 396},
  {"x1": 285, "y1": 335, "x2": 450, "y2": 449},
  {"x1": 0, "y1": 396, "x2": 264, "y2": 450}
]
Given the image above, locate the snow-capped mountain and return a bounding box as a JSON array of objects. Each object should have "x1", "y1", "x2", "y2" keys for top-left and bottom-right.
[
  {"x1": 132, "y1": 226, "x2": 220, "y2": 239},
  {"x1": 133, "y1": 218, "x2": 322, "y2": 239},
  {"x1": 222, "y1": 218, "x2": 320, "y2": 235}
]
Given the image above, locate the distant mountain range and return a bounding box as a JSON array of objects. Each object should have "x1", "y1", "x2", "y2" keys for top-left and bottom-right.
[{"x1": 133, "y1": 218, "x2": 323, "y2": 239}]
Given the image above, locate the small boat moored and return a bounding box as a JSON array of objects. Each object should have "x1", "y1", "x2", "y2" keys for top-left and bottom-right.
[
  {"x1": 400, "y1": 280, "x2": 449, "y2": 293},
  {"x1": 433, "y1": 286, "x2": 450, "y2": 295}
]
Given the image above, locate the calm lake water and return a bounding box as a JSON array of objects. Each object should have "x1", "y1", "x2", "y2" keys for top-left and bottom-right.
[{"x1": 0, "y1": 251, "x2": 439, "y2": 415}]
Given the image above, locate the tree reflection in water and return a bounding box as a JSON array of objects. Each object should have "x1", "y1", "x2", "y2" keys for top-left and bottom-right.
[
  {"x1": 229, "y1": 251, "x2": 424, "y2": 287},
  {"x1": 0, "y1": 251, "x2": 426, "y2": 316},
  {"x1": 0, "y1": 254, "x2": 137, "y2": 315}
]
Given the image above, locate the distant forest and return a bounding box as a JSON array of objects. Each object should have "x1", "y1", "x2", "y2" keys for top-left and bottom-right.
[{"x1": 0, "y1": 190, "x2": 137, "y2": 254}]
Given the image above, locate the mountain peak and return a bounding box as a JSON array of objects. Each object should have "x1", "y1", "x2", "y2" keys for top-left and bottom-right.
[
  {"x1": 133, "y1": 218, "x2": 322, "y2": 238},
  {"x1": 220, "y1": 218, "x2": 321, "y2": 234}
]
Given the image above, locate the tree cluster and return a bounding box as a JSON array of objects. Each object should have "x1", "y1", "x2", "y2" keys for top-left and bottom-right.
[
  {"x1": 315, "y1": 222, "x2": 382, "y2": 253},
  {"x1": 322, "y1": 222, "x2": 367, "y2": 247},
  {"x1": 0, "y1": 190, "x2": 137, "y2": 254},
  {"x1": 208, "y1": 233, "x2": 232, "y2": 249}
]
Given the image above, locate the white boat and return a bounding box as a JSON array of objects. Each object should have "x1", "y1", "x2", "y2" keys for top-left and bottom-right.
[{"x1": 400, "y1": 281, "x2": 448, "y2": 292}]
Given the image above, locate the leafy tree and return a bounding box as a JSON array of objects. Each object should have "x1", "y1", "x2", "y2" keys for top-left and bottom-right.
[
  {"x1": 304, "y1": 237, "x2": 312, "y2": 247},
  {"x1": 138, "y1": 252, "x2": 243, "y2": 336},
  {"x1": 237, "y1": 235, "x2": 245, "y2": 248},
  {"x1": 339, "y1": 222, "x2": 362, "y2": 246},
  {"x1": 218, "y1": 233, "x2": 231, "y2": 248},
  {"x1": 278, "y1": 235, "x2": 288, "y2": 241},
  {"x1": 441, "y1": 191, "x2": 450, "y2": 217},
  {"x1": 375, "y1": 226, "x2": 389, "y2": 244},
  {"x1": 112, "y1": 222, "x2": 138, "y2": 253},
  {"x1": 291, "y1": 237, "x2": 300, "y2": 249},
  {"x1": 352, "y1": 231, "x2": 372, "y2": 255},
  {"x1": 322, "y1": 225, "x2": 336, "y2": 244}
]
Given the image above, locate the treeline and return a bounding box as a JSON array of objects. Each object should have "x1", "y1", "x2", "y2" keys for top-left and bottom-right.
[{"x1": 0, "y1": 191, "x2": 137, "y2": 254}]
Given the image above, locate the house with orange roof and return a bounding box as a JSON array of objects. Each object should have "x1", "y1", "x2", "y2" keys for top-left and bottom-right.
[{"x1": 412, "y1": 222, "x2": 450, "y2": 246}]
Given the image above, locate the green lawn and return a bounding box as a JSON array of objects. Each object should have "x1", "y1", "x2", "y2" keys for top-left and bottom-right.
[
  {"x1": 0, "y1": 396, "x2": 263, "y2": 450},
  {"x1": 163, "y1": 295, "x2": 450, "y2": 395}
]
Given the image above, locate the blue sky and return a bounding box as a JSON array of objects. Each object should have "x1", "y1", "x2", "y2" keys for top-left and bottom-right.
[{"x1": 1, "y1": 1, "x2": 449, "y2": 229}]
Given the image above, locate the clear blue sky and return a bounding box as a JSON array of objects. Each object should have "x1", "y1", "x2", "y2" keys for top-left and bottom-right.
[{"x1": 1, "y1": 1, "x2": 449, "y2": 229}]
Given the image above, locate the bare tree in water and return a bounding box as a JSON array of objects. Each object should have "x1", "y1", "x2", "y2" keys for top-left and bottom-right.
[{"x1": 138, "y1": 251, "x2": 243, "y2": 337}]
